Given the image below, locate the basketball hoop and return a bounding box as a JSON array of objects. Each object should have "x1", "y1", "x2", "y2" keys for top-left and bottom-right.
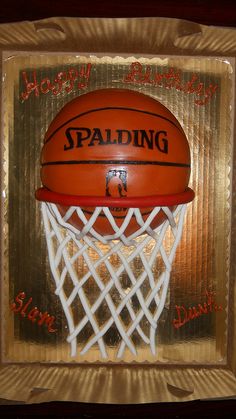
[
  {"x1": 36, "y1": 187, "x2": 194, "y2": 359},
  {"x1": 35, "y1": 88, "x2": 195, "y2": 359}
]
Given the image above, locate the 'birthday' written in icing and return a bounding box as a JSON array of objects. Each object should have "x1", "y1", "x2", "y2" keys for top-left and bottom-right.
[{"x1": 124, "y1": 62, "x2": 218, "y2": 106}]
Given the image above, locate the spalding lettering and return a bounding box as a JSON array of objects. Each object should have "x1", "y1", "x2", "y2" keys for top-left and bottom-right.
[{"x1": 64, "y1": 127, "x2": 169, "y2": 153}]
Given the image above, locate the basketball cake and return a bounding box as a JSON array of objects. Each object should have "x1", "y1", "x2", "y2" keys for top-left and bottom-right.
[
  {"x1": 36, "y1": 88, "x2": 194, "y2": 236},
  {"x1": 1, "y1": 22, "x2": 233, "y2": 406},
  {"x1": 34, "y1": 88, "x2": 195, "y2": 360}
]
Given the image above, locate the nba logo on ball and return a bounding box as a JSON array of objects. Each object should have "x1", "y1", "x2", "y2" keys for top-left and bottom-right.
[
  {"x1": 36, "y1": 88, "x2": 194, "y2": 236},
  {"x1": 106, "y1": 169, "x2": 127, "y2": 198}
]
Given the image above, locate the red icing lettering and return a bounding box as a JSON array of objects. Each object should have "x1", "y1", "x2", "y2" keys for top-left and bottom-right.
[
  {"x1": 52, "y1": 71, "x2": 67, "y2": 95},
  {"x1": 38, "y1": 312, "x2": 57, "y2": 333},
  {"x1": 27, "y1": 307, "x2": 40, "y2": 322},
  {"x1": 78, "y1": 63, "x2": 92, "y2": 88},
  {"x1": 66, "y1": 68, "x2": 78, "y2": 92},
  {"x1": 40, "y1": 78, "x2": 52, "y2": 94},
  {"x1": 20, "y1": 297, "x2": 33, "y2": 317},
  {"x1": 20, "y1": 64, "x2": 93, "y2": 101},
  {"x1": 173, "y1": 290, "x2": 223, "y2": 329},
  {"x1": 10, "y1": 291, "x2": 25, "y2": 313},
  {"x1": 10, "y1": 291, "x2": 57, "y2": 333},
  {"x1": 124, "y1": 62, "x2": 218, "y2": 106},
  {"x1": 20, "y1": 71, "x2": 40, "y2": 100}
]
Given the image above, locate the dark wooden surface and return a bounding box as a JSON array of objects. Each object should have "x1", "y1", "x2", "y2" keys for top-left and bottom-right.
[
  {"x1": 0, "y1": 398, "x2": 236, "y2": 418},
  {"x1": 0, "y1": 0, "x2": 236, "y2": 26},
  {"x1": 0, "y1": 0, "x2": 236, "y2": 417}
]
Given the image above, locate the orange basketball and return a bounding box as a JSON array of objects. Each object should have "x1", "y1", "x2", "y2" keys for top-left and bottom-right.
[{"x1": 36, "y1": 88, "x2": 193, "y2": 236}]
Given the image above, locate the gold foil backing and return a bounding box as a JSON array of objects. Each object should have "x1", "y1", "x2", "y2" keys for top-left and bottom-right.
[{"x1": 1, "y1": 53, "x2": 233, "y2": 367}]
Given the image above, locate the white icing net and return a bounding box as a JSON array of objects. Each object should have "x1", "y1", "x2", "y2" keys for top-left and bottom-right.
[{"x1": 41, "y1": 202, "x2": 187, "y2": 359}]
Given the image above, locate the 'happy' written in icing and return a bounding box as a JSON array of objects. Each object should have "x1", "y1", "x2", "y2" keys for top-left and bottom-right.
[{"x1": 20, "y1": 64, "x2": 93, "y2": 101}]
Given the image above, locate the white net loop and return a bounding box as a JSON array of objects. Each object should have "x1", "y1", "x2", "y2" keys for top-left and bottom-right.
[{"x1": 42, "y1": 202, "x2": 187, "y2": 359}]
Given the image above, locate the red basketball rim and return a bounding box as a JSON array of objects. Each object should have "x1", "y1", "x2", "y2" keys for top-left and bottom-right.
[{"x1": 36, "y1": 187, "x2": 195, "y2": 208}]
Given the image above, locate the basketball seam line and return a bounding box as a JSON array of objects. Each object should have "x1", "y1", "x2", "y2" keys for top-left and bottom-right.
[
  {"x1": 41, "y1": 160, "x2": 190, "y2": 167},
  {"x1": 44, "y1": 107, "x2": 184, "y2": 144}
]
